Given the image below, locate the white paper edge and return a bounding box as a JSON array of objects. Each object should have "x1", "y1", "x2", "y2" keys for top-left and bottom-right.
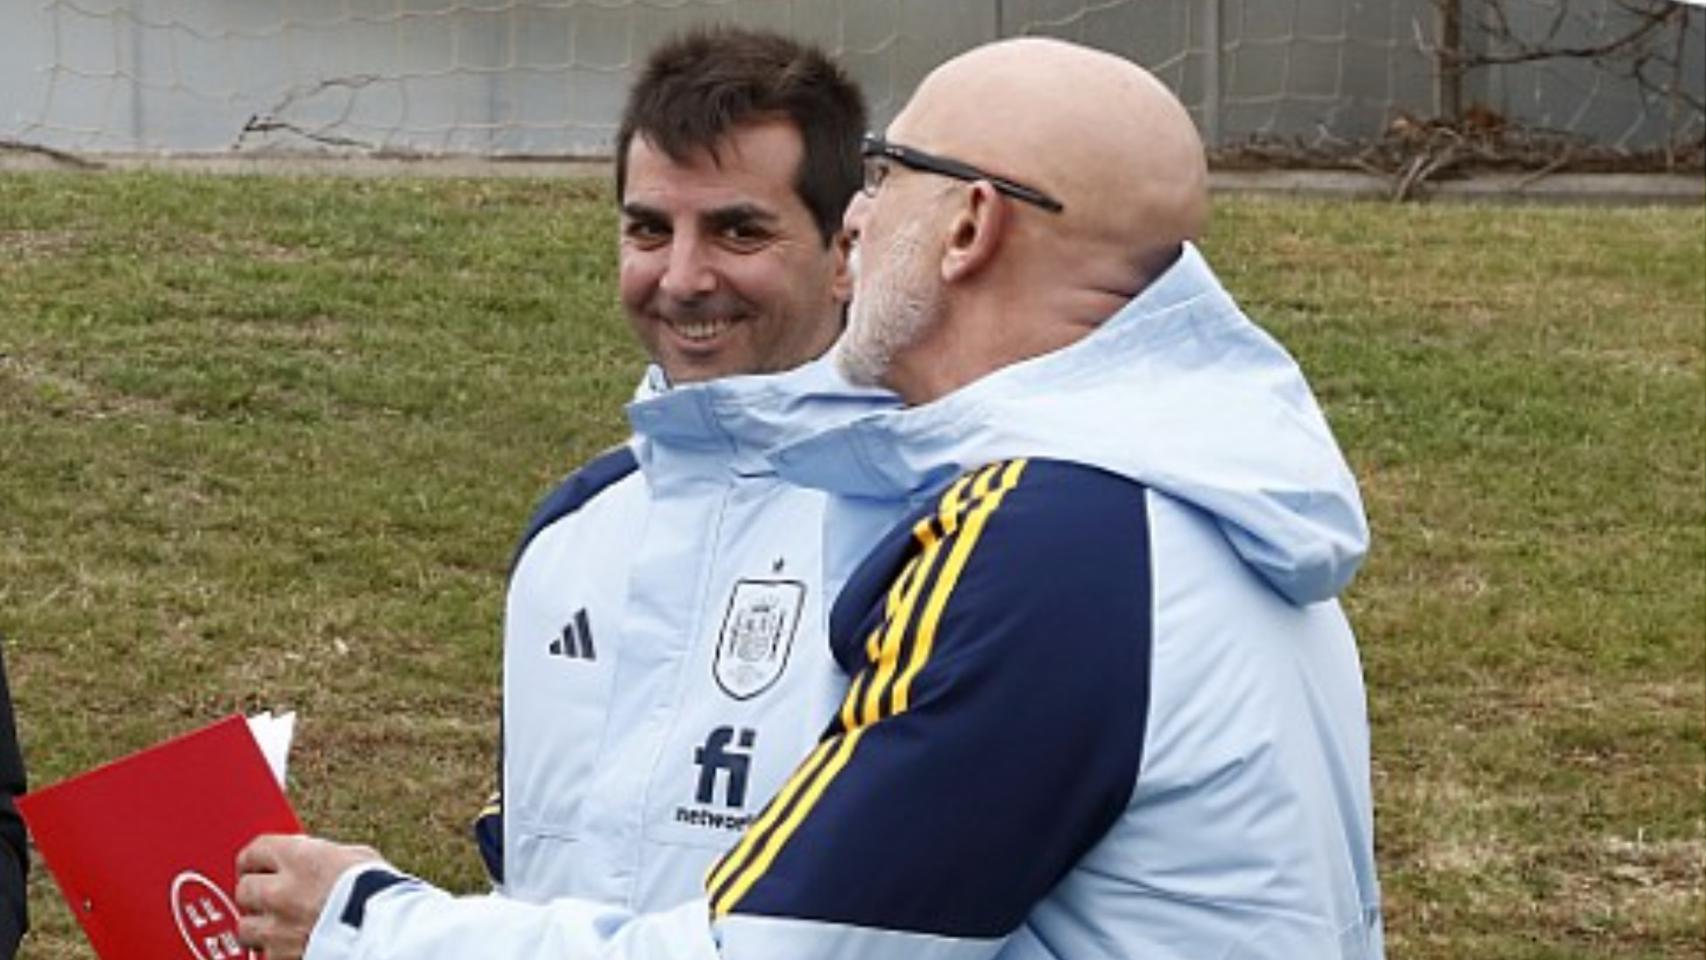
[{"x1": 245, "y1": 711, "x2": 296, "y2": 789}]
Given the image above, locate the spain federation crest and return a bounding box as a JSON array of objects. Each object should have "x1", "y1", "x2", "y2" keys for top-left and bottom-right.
[{"x1": 713, "y1": 578, "x2": 806, "y2": 700}]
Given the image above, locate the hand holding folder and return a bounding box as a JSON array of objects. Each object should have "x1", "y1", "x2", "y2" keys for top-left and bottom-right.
[{"x1": 17, "y1": 714, "x2": 302, "y2": 960}]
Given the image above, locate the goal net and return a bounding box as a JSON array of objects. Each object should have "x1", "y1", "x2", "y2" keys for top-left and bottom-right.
[{"x1": 0, "y1": 0, "x2": 1696, "y2": 157}]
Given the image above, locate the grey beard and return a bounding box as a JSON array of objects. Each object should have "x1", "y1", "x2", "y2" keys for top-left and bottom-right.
[{"x1": 839, "y1": 223, "x2": 938, "y2": 389}]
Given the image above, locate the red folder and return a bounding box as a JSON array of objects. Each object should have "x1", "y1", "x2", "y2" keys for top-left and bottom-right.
[{"x1": 17, "y1": 714, "x2": 302, "y2": 960}]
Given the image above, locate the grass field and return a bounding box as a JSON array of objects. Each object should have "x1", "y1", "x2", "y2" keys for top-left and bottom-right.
[{"x1": 0, "y1": 171, "x2": 1700, "y2": 959}]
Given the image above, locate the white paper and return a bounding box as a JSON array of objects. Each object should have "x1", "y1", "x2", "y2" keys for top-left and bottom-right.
[{"x1": 245, "y1": 711, "x2": 296, "y2": 789}]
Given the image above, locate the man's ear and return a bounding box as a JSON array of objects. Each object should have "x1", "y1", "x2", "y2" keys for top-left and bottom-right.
[
  {"x1": 941, "y1": 181, "x2": 1007, "y2": 283},
  {"x1": 830, "y1": 229, "x2": 855, "y2": 305}
]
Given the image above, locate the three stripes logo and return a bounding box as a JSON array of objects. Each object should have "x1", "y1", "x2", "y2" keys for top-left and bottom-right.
[{"x1": 548, "y1": 608, "x2": 596, "y2": 661}]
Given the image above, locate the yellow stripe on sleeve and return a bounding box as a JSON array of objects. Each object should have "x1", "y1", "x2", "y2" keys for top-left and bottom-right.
[
  {"x1": 711, "y1": 727, "x2": 867, "y2": 917},
  {"x1": 869, "y1": 551, "x2": 919, "y2": 663},
  {"x1": 884, "y1": 554, "x2": 919, "y2": 622},
  {"x1": 858, "y1": 546, "x2": 940, "y2": 725},
  {"x1": 705, "y1": 734, "x2": 841, "y2": 895},
  {"x1": 855, "y1": 471, "x2": 978, "y2": 726},
  {"x1": 892, "y1": 459, "x2": 1027, "y2": 714},
  {"x1": 839, "y1": 663, "x2": 871, "y2": 732}
]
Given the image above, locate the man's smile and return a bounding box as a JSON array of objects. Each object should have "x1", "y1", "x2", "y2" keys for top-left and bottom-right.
[{"x1": 661, "y1": 314, "x2": 742, "y2": 344}]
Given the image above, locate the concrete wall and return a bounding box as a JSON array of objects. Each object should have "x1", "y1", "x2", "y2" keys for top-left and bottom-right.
[{"x1": 0, "y1": 0, "x2": 1698, "y2": 156}]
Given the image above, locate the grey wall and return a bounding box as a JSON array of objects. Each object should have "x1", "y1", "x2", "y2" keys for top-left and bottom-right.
[{"x1": 1, "y1": 0, "x2": 1698, "y2": 156}]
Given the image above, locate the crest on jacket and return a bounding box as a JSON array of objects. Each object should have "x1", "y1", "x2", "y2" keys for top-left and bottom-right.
[{"x1": 713, "y1": 579, "x2": 805, "y2": 700}]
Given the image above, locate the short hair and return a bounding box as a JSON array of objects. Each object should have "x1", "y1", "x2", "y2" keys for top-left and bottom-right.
[{"x1": 615, "y1": 26, "x2": 867, "y2": 246}]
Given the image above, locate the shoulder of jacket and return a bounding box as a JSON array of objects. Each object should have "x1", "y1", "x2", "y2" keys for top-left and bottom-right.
[{"x1": 512, "y1": 444, "x2": 641, "y2": 567}]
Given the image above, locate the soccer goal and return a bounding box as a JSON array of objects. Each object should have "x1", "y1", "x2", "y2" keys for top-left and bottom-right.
[{"x1": 0, "y1": 0, "x2": 1694, "y2": 158}]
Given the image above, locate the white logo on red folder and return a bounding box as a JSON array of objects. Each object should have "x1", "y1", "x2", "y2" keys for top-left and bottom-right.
[{"x1": 170, "y1": 872, "x2": 256, "y2": 960}]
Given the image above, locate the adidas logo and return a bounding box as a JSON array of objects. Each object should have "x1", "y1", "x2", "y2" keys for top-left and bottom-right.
[{"x1": 548, "y1": 608, "x2": 596, "y2": 661}]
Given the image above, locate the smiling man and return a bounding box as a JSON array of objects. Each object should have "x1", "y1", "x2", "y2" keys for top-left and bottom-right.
[
  {"x1": 234, "y1": 27, "x2": 897, "y2": 956},
  {"x1": 475, "y1": 28, "x2": 891, "y2": 908},
  {"x1": 617, "y1": 116, "x2": 849, "y2": 384},
  {"x1": 473, "y1": 26, "x2": 889, "y2": 908}
]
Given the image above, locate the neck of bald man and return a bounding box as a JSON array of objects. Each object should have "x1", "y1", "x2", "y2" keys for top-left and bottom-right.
[
  {"x1": 887, "y1": 272, "x2": 1133, "y2": 406},
  {"x1": 890, "y1": 219, "x2": 1190, "y2": 405}
]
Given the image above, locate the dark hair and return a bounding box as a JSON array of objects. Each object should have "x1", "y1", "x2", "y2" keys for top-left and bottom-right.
[{"x1": 615, "y1": 26, "x2": 867, "y2": 246}]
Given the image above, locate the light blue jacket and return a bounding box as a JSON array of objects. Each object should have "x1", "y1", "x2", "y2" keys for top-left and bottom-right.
[
  {"x1": 306, "y1": 244, "x2": 1382, "y2": 960},
  {"x1": 487, "y1": 355, "x2": 894, "y2": 910}
]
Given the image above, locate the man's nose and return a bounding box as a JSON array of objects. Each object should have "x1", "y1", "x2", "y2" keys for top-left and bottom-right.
[
  {"x1": 842, "y1": 190, "x2": 870, "y2": 243},
  {"x1": 659, "y1": 235, "x2": 717, "y2": 300}
]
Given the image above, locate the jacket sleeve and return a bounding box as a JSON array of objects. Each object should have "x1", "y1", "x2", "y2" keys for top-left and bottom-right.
[
  {"x1": 0, "y1": 646, "x2": 27, "y2": 959},
  {"x1": 472, "y1": 789, "x2": 503, "y2": 888},
  {"x1": 308, "y1": 458, "x2": 1153, "y2": 960},
  {"x1": 305, "y1": 866, "x2": 719, "y2": 960}
]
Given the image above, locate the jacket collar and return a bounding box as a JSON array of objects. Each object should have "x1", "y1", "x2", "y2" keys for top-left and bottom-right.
[{"x1": 626, "y1": 352, "x2": 895, "y2": 479}]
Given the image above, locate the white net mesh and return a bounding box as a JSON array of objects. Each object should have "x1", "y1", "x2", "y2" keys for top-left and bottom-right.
[
  {"x1": 5, "y1": 0, "x2": 911, "y2": 154},
  {"x1": 999, "y1": 0, "x2": 1440, "y2": 146},
  {"x1": 0, "y1": 0, "x2": 1697, "y2": 157}
]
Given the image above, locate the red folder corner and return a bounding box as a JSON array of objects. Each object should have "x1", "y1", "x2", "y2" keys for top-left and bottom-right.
[{"x1": 18, "y1": 714, "x2": 302, "y2": 960}]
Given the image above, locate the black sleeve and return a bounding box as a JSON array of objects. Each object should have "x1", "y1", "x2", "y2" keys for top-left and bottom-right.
[{"x1": 0, "y1": 644, "x2": 28, "y2": 958}]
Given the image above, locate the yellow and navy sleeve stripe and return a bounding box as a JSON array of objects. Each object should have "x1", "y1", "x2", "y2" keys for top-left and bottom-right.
[
  {"x1": 473, "y1": 790, "x2": 503, "y2": 884},
  {"x1": 706, "y1": 458, "x2": 1155, "y2": 940}
]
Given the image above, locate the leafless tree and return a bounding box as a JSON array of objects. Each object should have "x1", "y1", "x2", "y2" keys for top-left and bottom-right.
[{"x1": 1436, "y1": 0, "x2": 1703, "y2": 129}]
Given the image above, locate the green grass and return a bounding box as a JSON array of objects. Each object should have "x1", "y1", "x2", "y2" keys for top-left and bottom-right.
[{"x1": 1, "y1": 172, "x2": 1701, "y2": 958}]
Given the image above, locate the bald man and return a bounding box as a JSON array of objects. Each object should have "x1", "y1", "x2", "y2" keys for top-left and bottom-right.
[
  {"x1": 233, "y1": 38, "x2": 1383, "y2": 960},
  {"x1": 762, "y1": 36, "x2": 1384, "y2": 957}
]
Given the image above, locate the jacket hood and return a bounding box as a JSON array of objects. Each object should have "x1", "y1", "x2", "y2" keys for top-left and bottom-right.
[{"x1": 769, "y1": 244, "x2": 1368, "y2": 605}]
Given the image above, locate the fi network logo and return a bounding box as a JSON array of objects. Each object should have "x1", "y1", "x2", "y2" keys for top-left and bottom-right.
[
  {"x1": 693, "y1": 726, "x2": 756, "y2": 808},
  {"x1": 548, "y1": 608, "x2": 596, "y2": 661}
]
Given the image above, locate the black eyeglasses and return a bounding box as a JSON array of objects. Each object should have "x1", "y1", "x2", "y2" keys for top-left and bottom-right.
[{"x1": 861, "y1": 134, "x2": 1064, "y2": 214}]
